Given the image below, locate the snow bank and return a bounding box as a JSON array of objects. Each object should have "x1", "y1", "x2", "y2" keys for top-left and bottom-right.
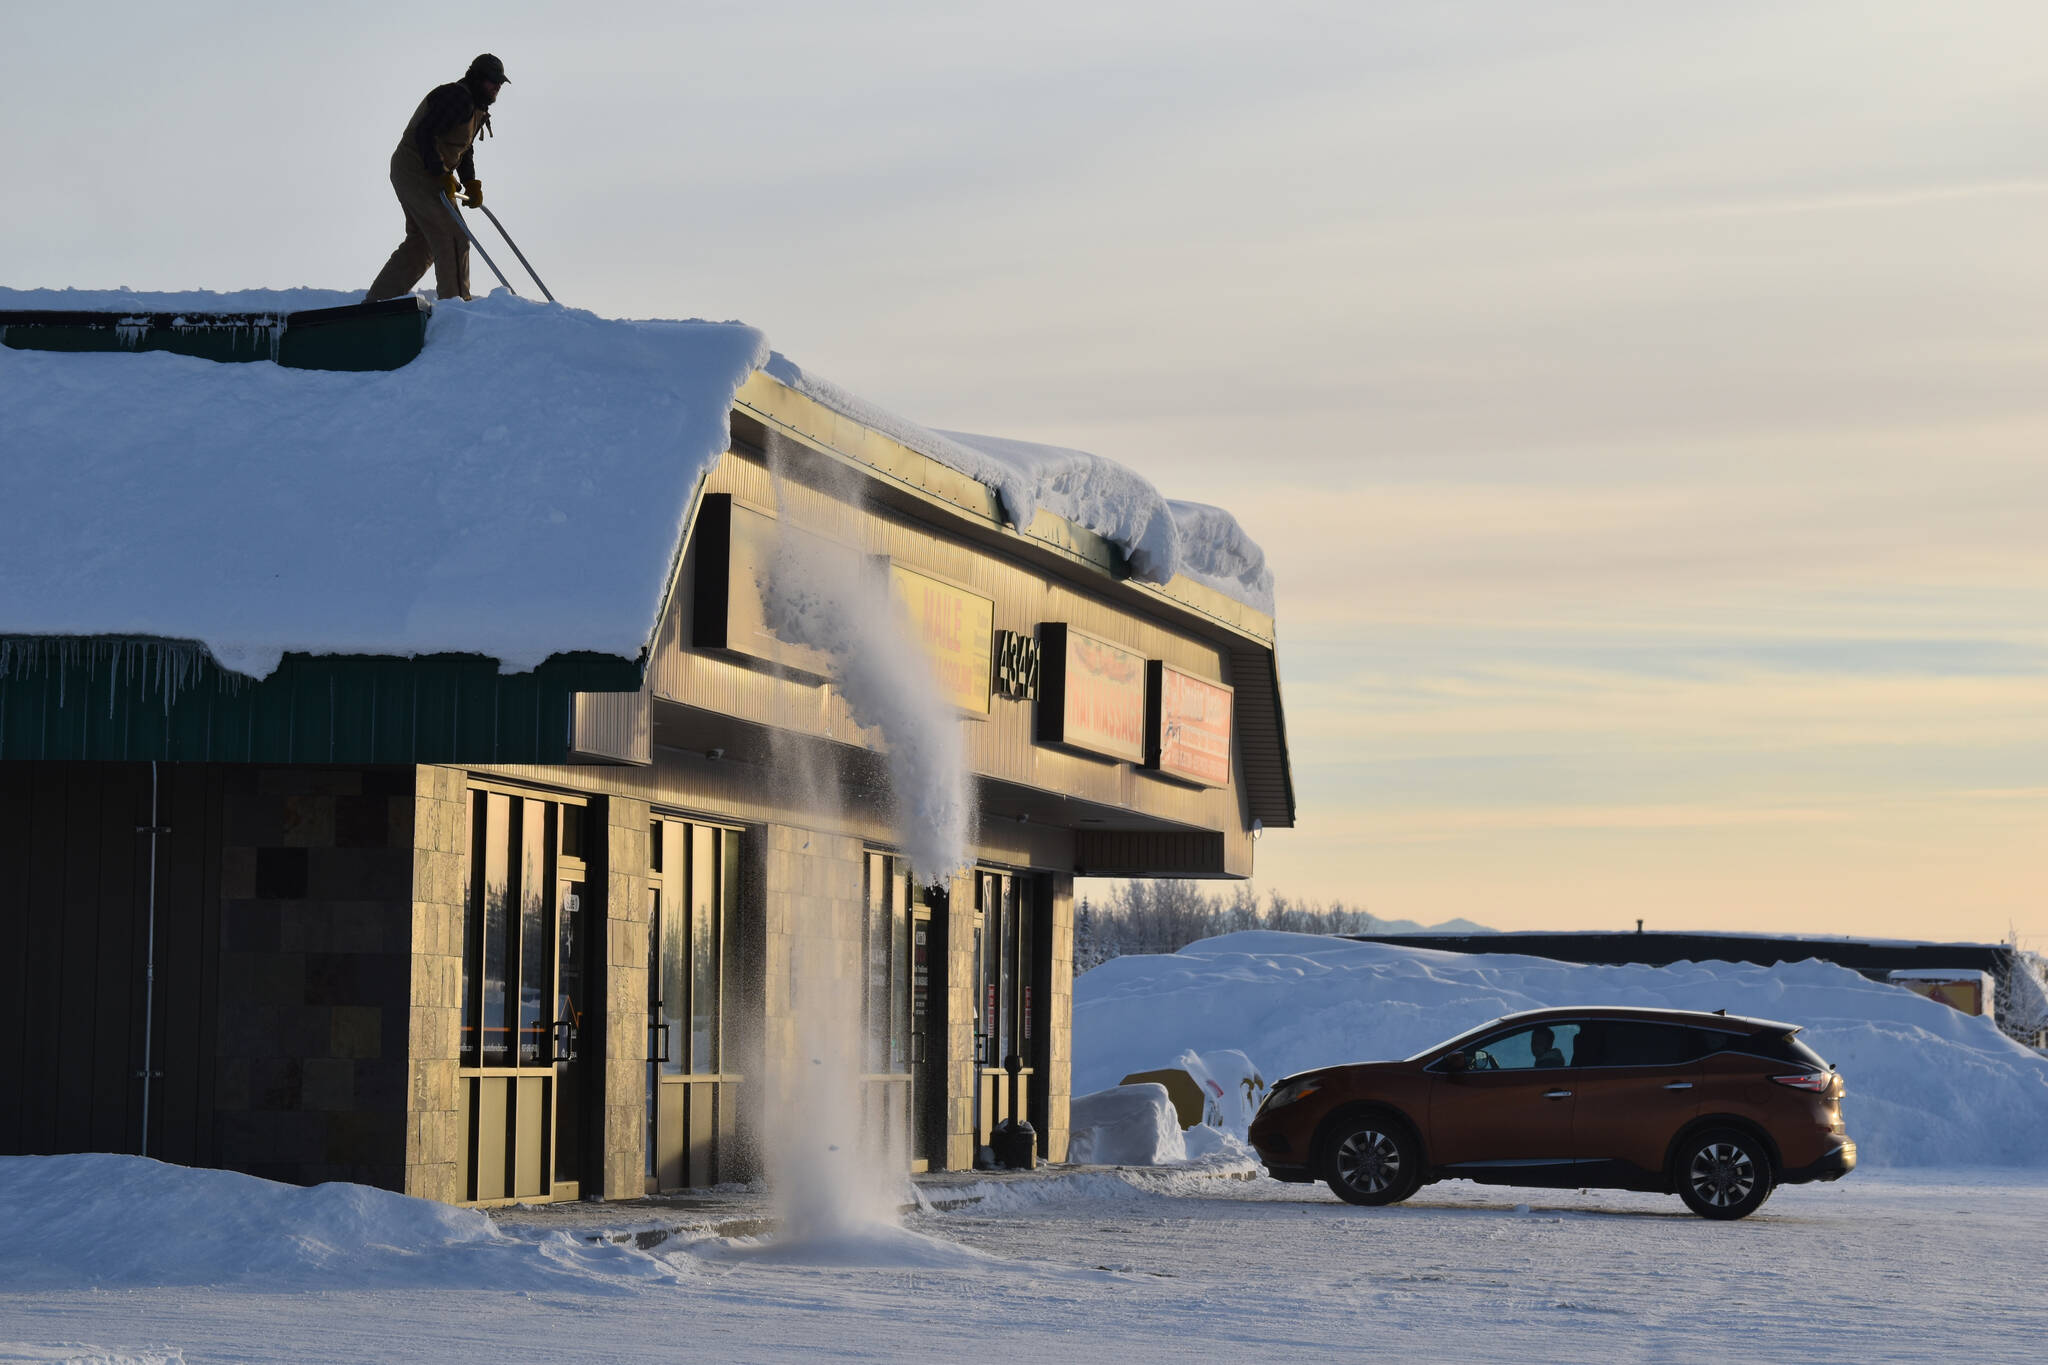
[
  {"x1": 761, "y1": 353, "x2": 1274, "y2": 613},
  {"x1": 1065, "y1": 1083, "x2": 1187, "y2": 1165},
  {"x1": 688, "y1": 1222, "x2": 996, "y2": 1270},
  {"x1": 1, "y1": 288, "x2": 767, "y2": 678},
  {"x1": 0, "y1": 1154, "x2": 680, "y2": 1291},
  {"x1": 1074, "y1": 932, "x2": 2048, "y2": 1169}
]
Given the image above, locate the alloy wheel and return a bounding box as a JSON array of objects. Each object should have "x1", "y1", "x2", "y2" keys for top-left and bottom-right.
[
  {"x1": 1335, "y1": 1128, "x2": 1402, "y2": 1195},
  {"x1": 1688, "y1": 1141, "x2": 1757, "y2": 1208}
]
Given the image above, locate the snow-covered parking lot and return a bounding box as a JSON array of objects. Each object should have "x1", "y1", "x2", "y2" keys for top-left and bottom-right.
[{"x1": 4, "y1": 1163, "x2": 2043, "y2": 1364}]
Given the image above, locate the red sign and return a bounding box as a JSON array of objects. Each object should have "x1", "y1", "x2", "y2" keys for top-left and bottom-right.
[{"x1": 1150, "y1": 663, "x2": 1233, "y2": 787}]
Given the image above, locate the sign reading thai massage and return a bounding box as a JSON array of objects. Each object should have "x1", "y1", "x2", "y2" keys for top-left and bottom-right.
[
  {"x1": 888, "y1": 564, "x2": 994, "y2": 715},
  {"x1": 1146, "y1": 661, "x2": 1233, "y2": 787},
  {"x1": 1036, "y1": 623, "x2": 1146, "y2": 762}
]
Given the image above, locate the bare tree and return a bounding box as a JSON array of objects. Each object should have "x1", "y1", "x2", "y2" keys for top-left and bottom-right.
[{"x1": 1075, "y1": 882, "x2": 1381, "y2": 970}]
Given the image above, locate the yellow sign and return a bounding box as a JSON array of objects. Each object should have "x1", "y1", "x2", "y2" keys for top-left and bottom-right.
[{"x1": 889, "y1": 564, "x2": 994, "y2": 715}]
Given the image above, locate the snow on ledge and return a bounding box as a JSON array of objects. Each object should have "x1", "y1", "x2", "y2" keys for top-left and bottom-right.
[
  {"x1": 2, "y1": 288, "x2": 768, "y2": 679},
  {"x1": 762, "y1": 353, "x2": 1275, "y2": 615}
]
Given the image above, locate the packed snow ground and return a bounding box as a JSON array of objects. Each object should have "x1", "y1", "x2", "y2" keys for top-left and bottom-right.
[
  {"x1": 3, "y1": 1157, "x2": 2043, "y2": 1363},
  {"x1": 1074, "y1": 933, "x2": 2048, "y2": 1168}
]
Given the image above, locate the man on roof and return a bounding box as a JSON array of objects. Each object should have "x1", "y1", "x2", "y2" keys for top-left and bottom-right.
[{"x1": 365, "y1": 54, "x2": 508, "y2": 304}]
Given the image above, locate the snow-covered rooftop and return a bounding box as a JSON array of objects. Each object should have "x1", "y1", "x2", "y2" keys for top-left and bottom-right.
[
  {"x1": 3, "y1": 287, "x2": 1274, "y2": 681},
  {"x1": 763, "y1": 353, "x2": 1274, "y2": 614},
  {"x1": 2, "y1": 288, "x2": 764, "y2": 678}
]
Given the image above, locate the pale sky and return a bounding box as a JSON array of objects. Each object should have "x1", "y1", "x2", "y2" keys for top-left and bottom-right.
[{"x1": 4, "y1": 2, "x2": 2042, "y2": 944}]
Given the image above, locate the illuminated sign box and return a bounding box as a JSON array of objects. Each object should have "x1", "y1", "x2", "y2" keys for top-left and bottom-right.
[
  {"x1": 690, "y1": 493, "x2": 848, "y2": 678},
  {"x1": 887, "y1": 563, "x2": 994, "y2": 716},
  {"x1": 1036, "y1": 623, "x2": 1146, "y2": 763},
  {"x1": 1145, "y1": 661, "x2": 1233, "y2": 787}
]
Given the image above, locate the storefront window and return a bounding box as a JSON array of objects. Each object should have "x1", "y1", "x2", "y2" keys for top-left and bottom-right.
[
  {"x1": 864, "y1": 853, "x2": 912, "y2": 1074},
  {"x1": 480, "y1": 792, "x2": 512, "y2": 1067},
  {"x1": 652, "y1": 817, "x2": 736, "y2": 1077},
  {"x1": 461, "y1": 788, "x2": 575, "y2": 1071}
]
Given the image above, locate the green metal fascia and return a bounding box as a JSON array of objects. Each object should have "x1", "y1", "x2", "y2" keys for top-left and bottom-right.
[{"x1": 0, "y1": 637, "x2": 641, "y2": 763}]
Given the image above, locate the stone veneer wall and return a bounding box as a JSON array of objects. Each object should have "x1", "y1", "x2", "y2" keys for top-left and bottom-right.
[
  {"x1": 213, "y1": 766, "x2": 415, "y2": 1189},
  {"x1": 1044, "y1": 874, "x2": 1074, "y2": 1163},
  {"x1": 599, "y1": 797, "x2": 651, "y2": 1199},
  {"x1": 944, "y1": 867, "x2": 979, "y2": 1171},
  {"x1": 402, "y1": 765, "x2": 466, "y2": 1203},
  {"x1": 760, "y1": 823, "x2": 864, "y2": 1067}
]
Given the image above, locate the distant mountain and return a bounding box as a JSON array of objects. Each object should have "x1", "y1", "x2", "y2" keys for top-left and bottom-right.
[{"x1": 1363, "y1": 917, "x2": 1495, "y2": 936}]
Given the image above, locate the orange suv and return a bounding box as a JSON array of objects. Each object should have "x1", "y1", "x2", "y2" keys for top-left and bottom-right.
[{"x1": 1246, "y1": 1006, "x2": 1855, "y2": 1219}]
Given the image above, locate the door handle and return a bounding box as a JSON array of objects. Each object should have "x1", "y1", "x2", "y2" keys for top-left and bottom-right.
[
  {"x1": 649, "y1": 1004, "x2": 669, "y2": 1064},
  {"x1": 1663, "y1": 1082, "x2": 1693, "y2": 1090},
  {"x1": 1544, "y1": 1090, "x2": 1572, "y2": 1100}
]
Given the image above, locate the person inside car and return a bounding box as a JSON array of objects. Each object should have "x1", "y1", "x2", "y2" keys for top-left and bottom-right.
[{"x1": 1531, "y1": 1025, "x2": 1566, "y2": 1068}]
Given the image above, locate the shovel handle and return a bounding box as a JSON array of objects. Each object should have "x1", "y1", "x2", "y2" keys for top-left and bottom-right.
[{"x1": 439, "y1": 192, "x2": 517, "y2": 296}]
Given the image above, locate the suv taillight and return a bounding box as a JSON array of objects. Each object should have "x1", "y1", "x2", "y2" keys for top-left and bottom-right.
[{"x1": 1771, "y1": 1072, "x2": 1833, "y2": 1092}]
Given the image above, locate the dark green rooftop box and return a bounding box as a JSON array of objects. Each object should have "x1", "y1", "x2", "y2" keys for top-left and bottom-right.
[{"x1": 0, "y1": 296, "x2": 429, "y2": 372}]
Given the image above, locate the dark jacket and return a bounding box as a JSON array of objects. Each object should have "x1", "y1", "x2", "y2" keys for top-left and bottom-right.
[{"x1": 399, "y1": 78, "x2": 493, "y2": 179}]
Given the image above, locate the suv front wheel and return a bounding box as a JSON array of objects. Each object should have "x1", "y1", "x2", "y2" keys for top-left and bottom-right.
[
  {"x1": 1675, "y1": 1128, "x2": 1775, "y2": 1220},
  {"x1": 1321, "y1": 1113, "x2": 1421, "y2": 1206}
]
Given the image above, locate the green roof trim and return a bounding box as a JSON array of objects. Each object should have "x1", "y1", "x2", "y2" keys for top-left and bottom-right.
[{"x1": 0, "y1": 637, "x2": 641, "y2": 763}]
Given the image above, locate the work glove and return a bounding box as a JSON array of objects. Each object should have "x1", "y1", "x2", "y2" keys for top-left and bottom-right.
[
  {"x1": 440, "y1": 171, "x2": 464, "y2": 201},
  {"x1": 463, "y1": 179, "x2": 484, "y2": 209}
]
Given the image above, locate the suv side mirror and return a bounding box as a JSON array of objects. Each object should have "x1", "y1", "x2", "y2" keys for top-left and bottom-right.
[{"x1": 1440, "y1": 1052, "x2": 1470, "y2": 1074}]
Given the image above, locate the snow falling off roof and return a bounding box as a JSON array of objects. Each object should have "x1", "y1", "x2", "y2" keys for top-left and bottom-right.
[
  {"x1": 761, "y1": 353, "x2": 1275, "y2": 616},
  {"x1": 1, "y1": 288, "x2": 768, "y2": 679}
]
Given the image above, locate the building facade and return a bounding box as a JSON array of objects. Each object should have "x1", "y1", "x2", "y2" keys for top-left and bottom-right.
[{"x1": 0, "y1": 319, "x2": 1293, "y2": 1205}]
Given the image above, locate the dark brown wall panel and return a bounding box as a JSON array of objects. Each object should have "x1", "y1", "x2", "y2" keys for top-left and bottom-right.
[{"x1": 0, "y1": 763, "x2": 223, "y2": 1163}]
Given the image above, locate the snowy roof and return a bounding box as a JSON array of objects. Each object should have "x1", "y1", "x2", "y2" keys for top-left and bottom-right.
[
  {"x1": 2, "y1": 288, "x2": 765, "y2": 678},
  {"x1": 4, "y1": 287, "x2": 1274, "y2": 683},
  {"x1": 762, "y1": 354, "x2": 1275, "y2": 615}
]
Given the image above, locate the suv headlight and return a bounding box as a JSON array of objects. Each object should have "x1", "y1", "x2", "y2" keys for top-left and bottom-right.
[{"x1": 1261, "y1": 1077, "x2": 1323, "y2": 1113}]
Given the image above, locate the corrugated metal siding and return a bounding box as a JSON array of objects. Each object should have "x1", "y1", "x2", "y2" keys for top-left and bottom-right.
[
  {"x1": 0, "y1": 641, "x2": 640, "y2": 764},
  {"x1": 1074, "y1": 829, "x2": 1226, "y2": 877},
  {"x1": 1226, "y1": 645, "x2": 1296, "y2": 828}
]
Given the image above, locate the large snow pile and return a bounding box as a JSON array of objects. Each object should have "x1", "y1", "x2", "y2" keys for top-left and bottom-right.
[
  {"x1": 1074, "y1": 932, "x2": 2048, "y2": 1169},
  {"x1": 1065, "y1": 1083, "x2": 1187, "y2": 1165},
  {"x1": 1, "y1": 288, "x2": 767, "y2": 678},
  {"x1": 762, "y1": 353, "x2": 1274, "y2": 613},
  {"x1": 0, "y1": 1154, "x2": 678, "y2": 1292}
]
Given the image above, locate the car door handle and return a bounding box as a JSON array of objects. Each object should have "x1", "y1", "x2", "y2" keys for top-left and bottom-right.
[
  {"x1": 1544, "y1": 1090, "x2": 1572, "y2": 1099},
  {"x1": 1663, "y1": 1082, "x2": 1694, "y2": 1090}
]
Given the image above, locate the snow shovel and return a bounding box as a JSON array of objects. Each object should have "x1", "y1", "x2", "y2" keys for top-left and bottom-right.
[
  {"x1": 439, "y1": 191, "x2": 558, "y2": 304},
  {"x1": 439, "y1": 191, "x2": 518, "y2": 298},
  {"x1": 471, "y1": 202, "x2": 557, "y2": 303}
]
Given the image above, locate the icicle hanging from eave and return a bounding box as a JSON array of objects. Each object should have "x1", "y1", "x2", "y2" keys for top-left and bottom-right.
[{"x1": 0, "y1": 636, "x2": 248, "y2": 716}]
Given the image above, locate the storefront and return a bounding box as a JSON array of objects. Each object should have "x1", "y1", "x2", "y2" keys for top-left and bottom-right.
[{"x1": 0, "y1": 299, "x2": 1294, "y2": 1204}]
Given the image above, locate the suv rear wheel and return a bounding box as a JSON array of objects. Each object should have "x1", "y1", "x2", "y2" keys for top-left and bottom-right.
[
  {"x1": 1321, "y1": 1113, "x2": 1420, "y2": 1206},
  {"x1": 1675, "y1": 1128, "x2": 1775, "y2": 1220}
]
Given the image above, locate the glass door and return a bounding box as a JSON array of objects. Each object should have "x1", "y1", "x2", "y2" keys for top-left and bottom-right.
[
  {"x1": 862, "y1": 853, "x2": 917, "y2": 1170},
  {"x1": 457, "y1": 786, "x2": 586, "y2": 1204},
  {"x1": 973, "y1": 868, "x2": 1041, "y2": 1160},
  {"x1": 646, "y1": 816, "x2": 743, "y2": 1192}
]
